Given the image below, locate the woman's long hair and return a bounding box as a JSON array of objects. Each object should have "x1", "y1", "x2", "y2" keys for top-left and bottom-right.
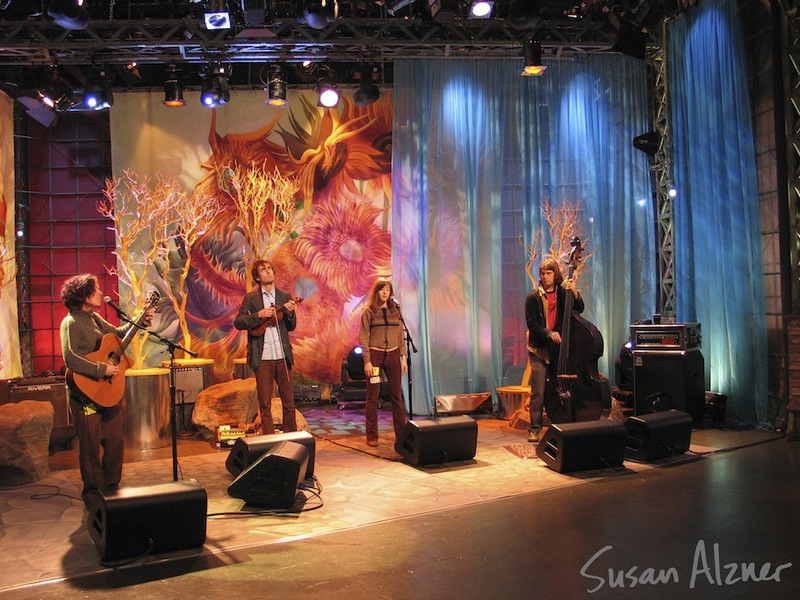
[{"x1": 367, "y1": 277, "x2": 398, "y2": 310}]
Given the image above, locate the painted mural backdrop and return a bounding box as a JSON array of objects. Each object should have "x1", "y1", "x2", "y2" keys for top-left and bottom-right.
[
  {"x1": 0, "y1": 92, "x2": 22, "y2": 379},
  {"x1": 110, "y1": 90, "x2": 393, "y2": 385}
]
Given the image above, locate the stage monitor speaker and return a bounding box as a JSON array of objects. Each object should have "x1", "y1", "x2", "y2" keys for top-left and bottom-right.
[
  {"x1": 624, "y1": 409, "x2": 693, "y2": 462},
  {"x1": 86, "y1": 481, "x2": 207, "y2": 563},
  {"x1": 536, "y1": 420, "x2": 626, "y2": 473},
  {"x1": 434, "y1": 392, "x2": 493, "y2": 416},
  {"x1": 394, "y1": 416, "x2": 478, "y2": 466},
  {"x1": 227, "y1": 440, "x2": 309, "y2": 508},
  {"x1": 633, "y1": 350, "x2": 705, "y2": 423},
  {"x1": 225, "y1": 430, "x2": 316, "y2": 480}
]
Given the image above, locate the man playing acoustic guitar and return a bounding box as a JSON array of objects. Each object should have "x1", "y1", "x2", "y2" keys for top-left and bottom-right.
[
  {"x1": 59, "y1": 274, "x2": 154, "y2": 506},
  {"x1": 234, "y1": 259, "x2": 300, "y2": 435}
]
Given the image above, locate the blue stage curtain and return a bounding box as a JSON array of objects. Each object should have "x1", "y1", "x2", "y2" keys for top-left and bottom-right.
[
  {"x1": 392, "y1": 57, "x2": 654, "y2": 416},
  {"x1": 669, "y1": 0, "x2": 768, "y2": 427}
]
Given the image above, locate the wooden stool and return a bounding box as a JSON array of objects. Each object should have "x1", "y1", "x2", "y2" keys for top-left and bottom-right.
[{"x1": 497, "y1": 361, "x2": 532, "y2": 418}]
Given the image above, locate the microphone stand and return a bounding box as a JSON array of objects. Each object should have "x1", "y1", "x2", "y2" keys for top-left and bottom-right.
[
  {"x1": 149, "y1": 330, "x2": 197, "y2": 482},
  {"x1": 397, "y1": 306, "x2": 418, "y2": 420},
  {"x1": 116, "y1": 310, "x2": 197, "y2": 482}
]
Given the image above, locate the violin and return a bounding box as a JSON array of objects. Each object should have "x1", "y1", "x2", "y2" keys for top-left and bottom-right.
[
  {"x1": 249, "y1": 297, "x2": 303, "y2": 337},
  {"x1": 546, "y1": 237, "x2": 611, "y2": 423}
]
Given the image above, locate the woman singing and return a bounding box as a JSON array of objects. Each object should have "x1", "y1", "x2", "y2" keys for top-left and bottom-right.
[{"x1": 358, "y1": 277, "x2": 408, "y2": 447}]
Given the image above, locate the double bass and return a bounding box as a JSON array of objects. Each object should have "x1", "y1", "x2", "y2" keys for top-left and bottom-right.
[{"x1": 544, "y1": 237, "x2": 612, "y2": 423}]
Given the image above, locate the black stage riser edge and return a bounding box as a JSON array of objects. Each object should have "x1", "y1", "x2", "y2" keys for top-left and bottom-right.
[
  {"x1": 394, "y1": 416, "x2": 478, "y2": 466},
  {"x1": 86, "y1": 481, "x2": 207, "y2": 563},
  {"x1": 624, "y1": 409, "x2": 693, "y2": 462},
  {"x1": 536, "y1": 420, "x2": 627, "y2": 473},
  {"x1": 227, "y1": 440, "x2": 309, "y2": 508},
  {"x1": 225, "y1": 430, "x2": 316, "y2": 479}
]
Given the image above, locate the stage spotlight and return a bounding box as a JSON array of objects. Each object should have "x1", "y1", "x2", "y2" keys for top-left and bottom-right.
[
  {"x1": 47, "y1": 0, "x2": 89, "y2": 31},
  {"x1": 468, "y1": 1, "x2": 493, "y2": 19},
  {"x1": 386, "y1": 0, "x2": 416, "y2": 16},
  {"x1": 38, "y1": 80, "x2": 74, "y2": 112},
  {"x1": 521, "y1": 38, "x2": 546, "y2": 77},
  {"x1": 266, "y1": 66, "x2": 288, "y2": 107},
  {"x1": 353, "y1": 65, "x2": 380, "y2": 107},
  {"x1": 83, "y1": 68, "x2": 114, "y2": 110},
  {"x1": 612, "y1": 23, "x2": 649, "y2": 61},
  {"x1": 509, "y1": 0, "x2": 542, "y2": 30},
  {"x1": 162, "y1": 65, "x2": 186, "y2": 107},
  {"x1": 346, "y1": 346, "x2": 365, "y2": 380},
  {"x1": 354, "y1": 82, "x2": 380, "y2": 107},
  {"x1": 204, "y1": 0, "x2": 232, "y2": 30},
  {"x1": 200, "y1": 64, "x2": 230, "y2": 108},
  {"x1": 317, "y1": 77, "x2": 339, "y2": 108},
  {"x1": 297, "y1": 0, "x2": 336, "y2": 30},
  {"x1": 633, "y1": 131, "x2": 659, "y2": 156}
]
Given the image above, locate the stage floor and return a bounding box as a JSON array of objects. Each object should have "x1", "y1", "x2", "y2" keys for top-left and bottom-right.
[{"x1": 0, "y1": 405, "x2": 797, "y2": 599}]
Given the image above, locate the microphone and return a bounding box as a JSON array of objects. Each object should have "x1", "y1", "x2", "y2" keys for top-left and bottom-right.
[
  {"x1": 103, "y1": 296, "x2": 127, "y2": 317},
  {"x1": 391, "y1": 297, "x2": 400, "y2": 307}
]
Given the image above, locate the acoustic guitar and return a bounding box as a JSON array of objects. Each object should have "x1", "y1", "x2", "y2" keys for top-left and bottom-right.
[
  {"x1": 66, "y1": 290, "x2": 160, "y2": 408},
  {"x1": 249, "y1": 297, "x2": 303, "y2": 337}
]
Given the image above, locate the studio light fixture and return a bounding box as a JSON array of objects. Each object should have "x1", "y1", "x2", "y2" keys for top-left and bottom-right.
[
  {"x1": 509, "y1": 0, "x2": 542, "y2": 30},
  {"x1": 633, "y1": 131, "x2": 660, "y2": 156},
  {"x1": 266, "y1": 66, "x2": 288, "y2": 108},
  {"x1": 612, "y1": 23, "x2": 649, "y2": 61},
  {"x1": 204, "y1": 0, "x2": 232, "y2": 30},
  {"x1": 353, "y1": 65, "x2": 380, "y2": 107},
  {"x1": 317, "y1": 76, "x2": 339, "y2": 108},
  {"x1": 385, "y1": 0, "x2": 416, "y2": 16},
  {"x1": 521, "y1": 38, "x2": 546, "y2": 77},
  {"x1": 297, "y1": 0, "x2": 337, "y2": 30},
  {"x1": 38, "y1": 80, "x2": 74, "y2": 112},
  {"x1": 162, "y1": 65, "x2": 186, "y2": 107},
  {"x1": 200, "y1": 63, "x2": 230, "y2": 108},
  {"x1": 83, "y1": 67, "x2": 114, "y2": 110},
  {"x1": 468, "y1": 1, "x2": 493, "y2": 19},
  {"x1": 47, "y1": 0, "x2": 89, "y2": 31}
]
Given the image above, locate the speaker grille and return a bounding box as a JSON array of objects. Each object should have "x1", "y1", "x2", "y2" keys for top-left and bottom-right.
[
  {"x1": 394, "y1": 416, "x2": 478, "y2": 466},
  {"x1": 87, "y1": 481, "x2": 207, "y2": 563},
  {"x1": 536, "y1": 420, "x2": 626, "y2": 473},
  {"x1": 624, "y1": 410, "x2": 693, "y2": 462},
  {"x1": 227, "y1": 440, "x2": 309, "y2": 508},
  {"x1": 225, "y1": 430, "x2": 316, "y2": 479}
]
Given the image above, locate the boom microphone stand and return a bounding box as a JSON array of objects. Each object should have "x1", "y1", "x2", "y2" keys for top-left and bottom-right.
[
  {"x1": 114, "y1": 305, "x2": 195, "y2": 481},
  {"x1": 148, "y1": 330, "x2": 197, "y2": 481},
  {"x1": 397, "y1": 304, "x2": 418, "y2": 420}
]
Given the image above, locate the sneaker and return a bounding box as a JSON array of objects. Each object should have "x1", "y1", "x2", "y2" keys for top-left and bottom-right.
[
  {"x1": 367, "y1": 439, "x2": 378, "y2": 447},
  {"x1": 528, "y1": 430, "x2": 540, "y2": 443}
]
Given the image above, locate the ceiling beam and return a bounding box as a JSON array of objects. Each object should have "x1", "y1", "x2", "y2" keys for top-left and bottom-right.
[{"x1": 0, "y1": 16, "x2": 620, "y2": 67}]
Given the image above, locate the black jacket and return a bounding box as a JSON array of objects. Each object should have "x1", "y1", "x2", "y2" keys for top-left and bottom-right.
[{"x1": 234, "y1": 287, "x2": 297, "y2": 372}]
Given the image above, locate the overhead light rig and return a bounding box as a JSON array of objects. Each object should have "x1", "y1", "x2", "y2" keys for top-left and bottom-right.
[
  {"x1": 0, "y1": 13, "x2": 622, "y2": 72},
  {"x1": 0, "y1": 1, "x2": 687, "y2": 96}
]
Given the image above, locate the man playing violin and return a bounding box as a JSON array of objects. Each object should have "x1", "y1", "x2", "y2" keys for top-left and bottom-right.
[
  {"x1": 525, "y1": 258, "x2": 583, "y2": 443},
  {"x1": 234, "y1": 259, "x2": 299, "y2": 434}
]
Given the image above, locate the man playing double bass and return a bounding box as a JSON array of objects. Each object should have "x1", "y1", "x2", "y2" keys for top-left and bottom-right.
[{"x1": 525, "y1": 258, "x2": 583, "y2": 443}]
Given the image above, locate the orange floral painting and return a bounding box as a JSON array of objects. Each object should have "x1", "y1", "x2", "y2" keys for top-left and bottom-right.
[{"x1": 166, "y1": 92, "x2": 393, "y2": 384}]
